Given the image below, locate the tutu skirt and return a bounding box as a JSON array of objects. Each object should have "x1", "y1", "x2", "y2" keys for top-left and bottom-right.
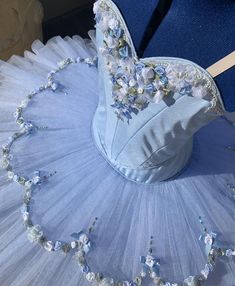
[{"x1": 0, "y1": 35, "x2": 234, "y2": 286}]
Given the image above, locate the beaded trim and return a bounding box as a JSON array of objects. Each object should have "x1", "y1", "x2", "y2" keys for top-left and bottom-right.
[
  {"x1": 1, "y1": 56, "x2": 97, "y2": 253},
  {"x1": 94, "y1": 0, "x2": 224, "y2": 122},
  {"x1": 1, "y1": 53, "x2": 234, "y2": 286}
]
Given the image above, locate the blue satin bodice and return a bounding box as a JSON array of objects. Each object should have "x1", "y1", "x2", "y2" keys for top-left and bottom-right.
[{"x1": 92, "y1": 0, "x2": 224, "y2": 184}]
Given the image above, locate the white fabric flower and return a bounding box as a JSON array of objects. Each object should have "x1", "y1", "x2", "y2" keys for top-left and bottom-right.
[
  {"x1": 27, "y1": 225, "x2": 43, "y2": 242},
  {"x1": 7, "y1": 171, "x2": 14, "y2": 179},
  {"x1": 118, "y1": 59, "x2": 135, "y2": 75},
  {"x1": 108, "y1": 18, "x2": 119, "y2": 30},
  {"x1": 101, "y1": 14, "x2": 112, "y2": 30},
  {"x1": 71, "y1": 241, "x2": 77, "y2": 249},
  {"x1": 105, "y1": 36, "x2": 118, "y2": 49},
  {"x1": 79, "y1": 233, "x2": 89, "y2": 244},
  {"x1": 140, "y1": 270, "x2": 147, "y2": 278},
  {"x1": 25, "y1": 180, "x2": 33, "y2": 188},
  {"x1": 172, "y1": 64, "x2": 187, "y2": 78},
  {"x1": 100, "y1": 277, "x2": 115, "y2": 286},
  {"x1": 150, "y1": 271, "x2": 157, "y2": 278},
  {"x1": 166, "y1": 64, "x2": 186, "y2": 86},
  {"x1": 106, "y1": 55, "x2": 118, "y2": 72},
  {"x1": 86, "y1": 272, "x2": 96, "y2": 282},
  {"x1": 137, "y1": 87, "x2": 144, "y2": 94},
  {"x1": 75, "y1": 250, "x2": 84, "y2": 259},
  {"x1": 20, "y1": 99, "x2": 29, "y2": 108},
  {"x1": 44, "y1": 241, "x2": 54, "y2": 252},
  {"x1": 201, "y1": 268, "x2": 210, "y2": 279},
  {"x1": 145, "y1": 255, "x2": 156, "y2": 268},
  {"x1": 151, "y1": 90, "x2": 165, "y2": 104},
  {"x1": 152, "y1": 81, "x2": 162, "y2": 90},
  {"x1": 141, "y1": 67, "x2": 155, "y2": 81},
  {"x1": 226, "y1": 249, "x2": 235, "y2": 256},
  {"x1": 116, "y1": 78, "x2": 127, "y2": 87},
  {"x1": 204, "y1": 233, "x2": 213, "y2": 245},
  {"x1": 93, "y1": 2, "x2": 99, "y2": 14},
  {"x1": 185, "y1": 66, "x2": 197, "y2": 84},
  {"x1": 192, "y1": 86, "x2": 207, "y2": 99},
  {"x1": 134, "y1": 95, "x2": 147, "y2": 108},
  {"x1": 22, "y1": 212, "x2": 29, "y2": 222},
  {"x1": 184, "y1": 276, "x2": 199, "y2": 285},
  {"x1": 175, "y1": 79, "x2": 188, "y2": 91},
  {"x1": 129, "y1": 78, "x2": 137, "y2": 87},
  {"x1": 99, "y1": 47, "x2": 107, "y2": 54},
  {"x1": 119, "y1": 86, "x2": 129, "y2": 96}
]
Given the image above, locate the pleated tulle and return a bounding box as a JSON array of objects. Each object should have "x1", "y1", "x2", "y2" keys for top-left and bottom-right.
[{"x1": 0, "y1": 36, "x2": 234, "y2": 286}]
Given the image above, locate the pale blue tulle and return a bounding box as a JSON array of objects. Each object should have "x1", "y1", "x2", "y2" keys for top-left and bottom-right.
[{"x1": 0, "y1": 36, "x2": 234, "y2": 286}]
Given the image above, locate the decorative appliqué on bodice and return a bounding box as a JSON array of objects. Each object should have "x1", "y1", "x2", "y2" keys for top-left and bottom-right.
[
  {"x1": 94, "y1": 0, "x2": 223, "y2": 122},
  {"x1": 0, "y1": 1, "x2": 233, "y2": 286}
]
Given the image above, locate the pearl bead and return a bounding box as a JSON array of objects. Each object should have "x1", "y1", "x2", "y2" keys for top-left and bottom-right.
[
  {"x1": 51, "y1": 82, "x2": 59, "y2": 91},
  {"x1": 71, "y1": 241, "x2": 77, "y2": 249}
]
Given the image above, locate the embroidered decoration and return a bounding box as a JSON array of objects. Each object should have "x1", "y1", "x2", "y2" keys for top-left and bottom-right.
[
  {"x1": 1, "y1": 56, "x2": 98, "y2": 253},
  {"x1": 94, "y1": 0, "x2": 223, "y2": 122},
  {"x1": 227, "y1": 183, "x2": 235, "y2": 199},
  {"x1": 1, "y1": 56, "x2": 97, "y2": 181},
  {"x1": 0, "y1": 54, "x2": 233, "y2": 286},
  {"x1": 140, "y1": 236, "x2": 161, "y2": 280},
  {"x1": 145, "y1": 218, "x2": 235, "y2": 286}
]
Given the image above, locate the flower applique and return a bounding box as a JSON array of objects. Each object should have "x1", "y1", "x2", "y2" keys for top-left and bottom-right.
[
  {"x1": 95, "y1": 0, "x2": 221, "y2": 122},
  {"x1": 94, "y1": 0, "x2": 224, "y2": 122}
]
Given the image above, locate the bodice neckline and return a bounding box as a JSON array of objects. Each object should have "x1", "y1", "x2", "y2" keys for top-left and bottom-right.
[{"x1": 99, "y1": 0, "x2": 224, "y2": 113}]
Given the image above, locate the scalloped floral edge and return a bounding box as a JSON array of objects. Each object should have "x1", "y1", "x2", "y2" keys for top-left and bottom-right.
[{"x1": 0, "y1": 53, "x2": 234, "y2": 285}]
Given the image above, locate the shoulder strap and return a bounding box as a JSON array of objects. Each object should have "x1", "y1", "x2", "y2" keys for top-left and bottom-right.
[{"x1": 207, "y1": 51, "x2": 235, "y2": 78}]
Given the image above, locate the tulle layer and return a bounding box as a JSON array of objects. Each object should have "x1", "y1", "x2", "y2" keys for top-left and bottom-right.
[{"x1": 0, "y1": 36, "x2": 234, "y2": 286}]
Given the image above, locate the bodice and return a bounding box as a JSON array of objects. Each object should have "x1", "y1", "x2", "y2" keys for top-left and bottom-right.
[{"x1": 92, "y1": 0, "x2": 224, "y2": 184}]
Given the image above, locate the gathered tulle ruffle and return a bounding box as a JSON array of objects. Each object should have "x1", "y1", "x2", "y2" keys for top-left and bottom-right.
[{"x1": 0, "y1": 35, "x2": 234, "y2": 286}]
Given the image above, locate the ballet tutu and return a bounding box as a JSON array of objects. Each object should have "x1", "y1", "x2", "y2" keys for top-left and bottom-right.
[{"x1": 0, "y1": 35, "x2": 234, "y2": 286}]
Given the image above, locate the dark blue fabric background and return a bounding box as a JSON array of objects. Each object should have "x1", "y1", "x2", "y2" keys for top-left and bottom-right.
[{"x1": 113, "y1": 0, "x2": 158, "y2": 51}]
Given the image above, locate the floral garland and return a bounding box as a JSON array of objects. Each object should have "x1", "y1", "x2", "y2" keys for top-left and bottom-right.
[
  {"x1": 1, "y1": 56, "x2": 97, "y2": 253},
  {"x1": 94, "y1": 0, "x2": 223, "y2": 122},
  {"x1": 1, "y1": 52, "x2": 234, "y2": 285},
  {"x1": 0, "y1": 54, "x2": 152, "y2": 286}
]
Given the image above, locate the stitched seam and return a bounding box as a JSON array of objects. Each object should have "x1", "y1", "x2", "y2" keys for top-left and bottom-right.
[{"x1": 114, "y1": 95, "x2": 185, "y2": 160}]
